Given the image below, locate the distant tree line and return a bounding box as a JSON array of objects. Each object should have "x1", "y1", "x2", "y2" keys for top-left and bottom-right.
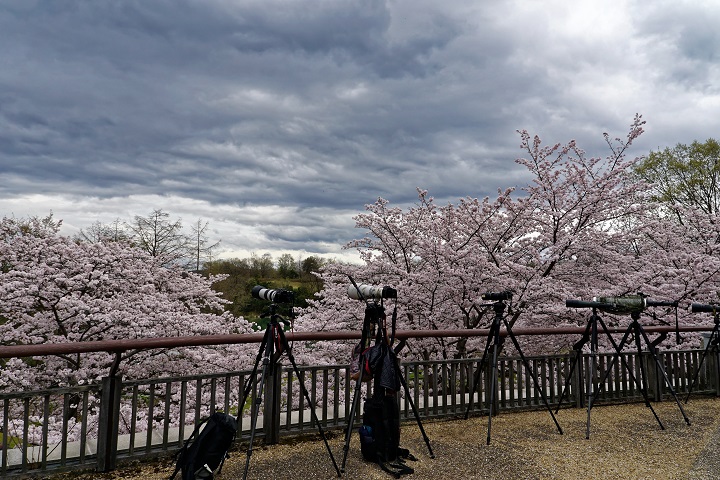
[
  {"x1": 77, "y1": 209, "x2": 333, "y2": 321},
  {"x1": 203, "y1": 253, "x2": 331, "y2": 322}
]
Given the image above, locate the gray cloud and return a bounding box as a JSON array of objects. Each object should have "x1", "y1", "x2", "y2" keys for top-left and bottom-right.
[{"x1": 2, "y1": 0, "x2": 720, "y2": 262}]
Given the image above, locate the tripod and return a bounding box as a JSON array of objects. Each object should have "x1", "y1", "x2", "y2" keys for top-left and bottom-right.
[
  {"x1": 565, "y1": 309, "x2": 691, "y2": 438},
  {"x1": 340, "y1": 302, "x2": 434, "y2": 473},
  {"x1": 685, "y1": 309, "x2": 720, "y2": 403},
  {"x1": 555, "y1": 307, "x2": 667, "y2": 438},
  {"x1": 464, "y1": 300, "x2": 563, "y2": 444},
  {"x1": 239, "y1": 303, "x2": 341, "y2": 479}
]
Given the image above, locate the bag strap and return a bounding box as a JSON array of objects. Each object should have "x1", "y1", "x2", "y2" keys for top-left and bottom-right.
[
  {"x1": 168, "y1": 417, "x2": 210, "y2": 480},
  {"x1": 377, "y1": 459, "x2": 414, "y2": 478}
]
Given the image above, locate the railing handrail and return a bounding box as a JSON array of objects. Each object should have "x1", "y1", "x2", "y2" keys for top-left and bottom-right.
[{"x1": 0, "y1": 325, "x2": 712, "y2": 359}]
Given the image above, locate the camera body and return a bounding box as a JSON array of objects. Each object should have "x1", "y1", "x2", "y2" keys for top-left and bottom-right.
[
  {"x1": 482, "y1": 291, "x2": 513, "y2": 302},
  {"x1": 251, "y1": 285, "x2": 294, "y2": 304}
]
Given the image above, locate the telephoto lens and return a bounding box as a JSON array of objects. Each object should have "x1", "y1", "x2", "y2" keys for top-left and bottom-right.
[
  {"x1": 251, "y1": 285, "x2": 294, "y2": 303},
  {"x1": 347, "y1": 284, "x2": 397, "y2": 300}
]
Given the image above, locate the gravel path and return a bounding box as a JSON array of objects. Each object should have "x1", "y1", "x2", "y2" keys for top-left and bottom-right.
[{"x1": 53, "y1": 396, "x2": 720, "y2": 480}]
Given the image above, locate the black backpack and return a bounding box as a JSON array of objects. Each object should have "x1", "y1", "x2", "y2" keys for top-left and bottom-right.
[
  {"x1": 170, "y1": 412, "x2": 238, "y2": 480},
  {"x1": 358, "y1": 343, "x2": 416, "y2": 478}
]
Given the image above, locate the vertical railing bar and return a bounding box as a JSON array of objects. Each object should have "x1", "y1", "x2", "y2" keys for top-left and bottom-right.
[
  {"x1": 499, "y1": 360, "x2": 507, "y2": 408},
  {"x1": 459, "y1": 360, "x2": 466, "y2": 411},
  {"x1": 509, "y1": 361, "x2": 516, "y2": 407},
  {"x1": 80, "y1": 390, "x2": 89, "y2": 463},
  {"x1": 321, "y1": 369, "x2": 329, "y2": 426},
  {"x1": 548, "y1": 357, "x2": 555, "y2": 403},
  {"x1": 2, "y1": 399, "x2": 9, "y2": 473},
  {"x1": 210, "y1": 378, "x2": 217, "y2": 414},
  {"x1": 41, "y1": 394, "x2": 50, "y2": 469},
  {"x1": 441, "y1": 363, "x2": 448, "y2": 414},
  {"x1": 22, "y1": 397, "x2": 30, "y2": 471},
  {"x1": 310, "y1": 369, "x2": 317, "y2": 429},
  {"x1": 526, "y1": 358, "x2": 532, "y2": 405},
  {"x1": 178, "y1": 381, "x2": 187, "y2": 446},
  {"x1": 344, "y1": 366, "x2": 351, "y2": 424},
  {"x1": 541, "y1": 359, "x2": 548, "y2": 404},
  {"x1": 298, "y1": 370, "x2": 305, "y2": 430},
  {"x1": 621, "y1": 355, "x2": 628, "y2": 399},
  {"x1": 516, "y1": 359, "x2": 524, "y2": 406},
  {"x1": 237, "y1": 374, "x2": 246, "y2": 436},
  {"x1": 162, "y1": 381, "x2": 171, "y2": 449},
  {"x1": 401, "y1": 363, "x2": 410, "y2": 419},
  {"x1": 61, "y1": 393, "x2": 70, "y2": 466},
  {"x1": 423, "y1": 363, "x2": 430, "y2": 416},
  {"x1": 195, "y1": 379, "x2": 202, "y2": 430},
  {"x1": 224, "y1": 374, "x2": 232, "y2": 414},
  {"x1": 450, "y1": 362, "x2": 457, "y2": 413},
  {"x1": 333, "y1": 367, "x2": 340, "y2": 426},
  {"x1": 146, "y1": 383, "x2": 155, "y2": 454},
  {"x1": 286, "y1": 369, "x2": 294, "y2": 430},
  {"x1": 432, "y1": 364, "x2": 439, "y2": 416},
  {"x1": 129, "y1": 386, "x2": 138, "y2": 455}
]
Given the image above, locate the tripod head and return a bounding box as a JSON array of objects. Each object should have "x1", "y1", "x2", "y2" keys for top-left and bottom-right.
[
  {"x1": 478, "y1": 291, "x2": 513, "y2": 316},
  {"x1": 260, "y1": 302, "x2": 290, "y2": 327},
  {"x1": 347, "y1": 275, "x2": 398, "y2": 346}
]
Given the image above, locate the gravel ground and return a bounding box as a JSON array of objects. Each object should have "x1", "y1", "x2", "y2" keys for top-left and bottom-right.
[{"x1": 51, "y1": 396, "x2": 720, "y2": 480}]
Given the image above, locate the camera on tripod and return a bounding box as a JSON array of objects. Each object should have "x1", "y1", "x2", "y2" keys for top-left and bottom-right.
[
  {"x1": 251, "y1": 285, "x2": 294, "y2": 304},
  {"x1": 566, "y1": 293, "x2": 677, "y2": 314},
  {"x1": 481, "y1": 291, "x2": 513, "y2": 302},
  {"x1": 347, "y1": 284, "x2": 397, "y2": 301}
]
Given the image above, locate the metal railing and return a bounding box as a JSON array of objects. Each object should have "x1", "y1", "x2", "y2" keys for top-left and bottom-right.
[{"x1": 0, "y1": 325, "x2": 717, "y2": 478}]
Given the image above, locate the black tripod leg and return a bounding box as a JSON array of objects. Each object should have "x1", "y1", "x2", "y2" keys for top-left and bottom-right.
[
  {"x1": 239, "y1": 328, "x2": 270, "y2": 414},
  {"x1": 685, "y1": 323, "x2": 719, "y2": 403},
  {"x1": 585, "y1": 312, "x2": 598, "y2": 439},
  {"x1": 485, "y1": 325, "x2": 503, "y2": 445},
  {"x1": 503, "y1": 319, "x2": 563, "y2": 436},
  {"x1": 590, "y1": 323, "x2": 632, "y2": 403},
  {"x1": 630, "y1": 322, "x2": 665, "y2": 430},
  {"x1": 556, "y1": 320, "x2": 592, "y2": 414},
  {"x1": 396, "y1": 359, "x2": 435, "y2": 458},
  {"x1": 277, "y1": 328, "x2": 342, "y2": 477},
  {"x1": 464, "y1": 320, "x2": 497, "y2": 419},
  {"x1": 637, "y1": 325, "x2": 691, "y2": 425},
  {"x1": 341, "y1": 362, "x2": 365, "y2": 472},
  {"x1": 593, "y1": 318, "x2": 664, "y2": 431},
  {"x1": 242, "y1": 329, "x2": 273, "y2": 480}
]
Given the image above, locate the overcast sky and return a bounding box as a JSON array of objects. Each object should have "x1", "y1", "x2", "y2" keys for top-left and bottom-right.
[{"x1": 2, "y1": 0, "x2": 719, "y2": 263}]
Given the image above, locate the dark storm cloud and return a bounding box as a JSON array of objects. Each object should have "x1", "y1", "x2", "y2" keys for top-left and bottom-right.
[{"x1": 2, "y1": 0, "x2": 719, "y2": 260}]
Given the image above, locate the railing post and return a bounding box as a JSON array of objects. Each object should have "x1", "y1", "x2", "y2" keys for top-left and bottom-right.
[
  {"x1": 708, "y1": 345, "x2": 720, "y2": 396},
  {"x1": 483, "y1": 360, "x2": 498, "y2": 413},
  {"x1": 641, "y1": 352, "x2": 661, "y2": 402},
  {"x1": 574, "y1": 354, "x2": 584, "y2": 408},
  {"x1": 97, "y1": 374, "x2": 122, "y2": 472},
  {"x1": 263, "y1": 361, "x2": 282, "y2": 444}
]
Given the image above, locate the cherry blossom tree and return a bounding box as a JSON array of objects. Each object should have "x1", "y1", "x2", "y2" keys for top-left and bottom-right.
[
  {"x1": 295, "y1": 115, "x2": 717, "y2": 361},
  {"x1": 0, "y1": 215, "x2": 255, "y2": 392}
]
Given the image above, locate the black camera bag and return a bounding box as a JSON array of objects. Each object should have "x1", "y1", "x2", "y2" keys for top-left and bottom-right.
[
  {"x1": 358, "y1": 342, "x2": 415, "y2": 478},
  {"x1": 169, "y1": 412, "x2": 238, "y2": 480}
]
